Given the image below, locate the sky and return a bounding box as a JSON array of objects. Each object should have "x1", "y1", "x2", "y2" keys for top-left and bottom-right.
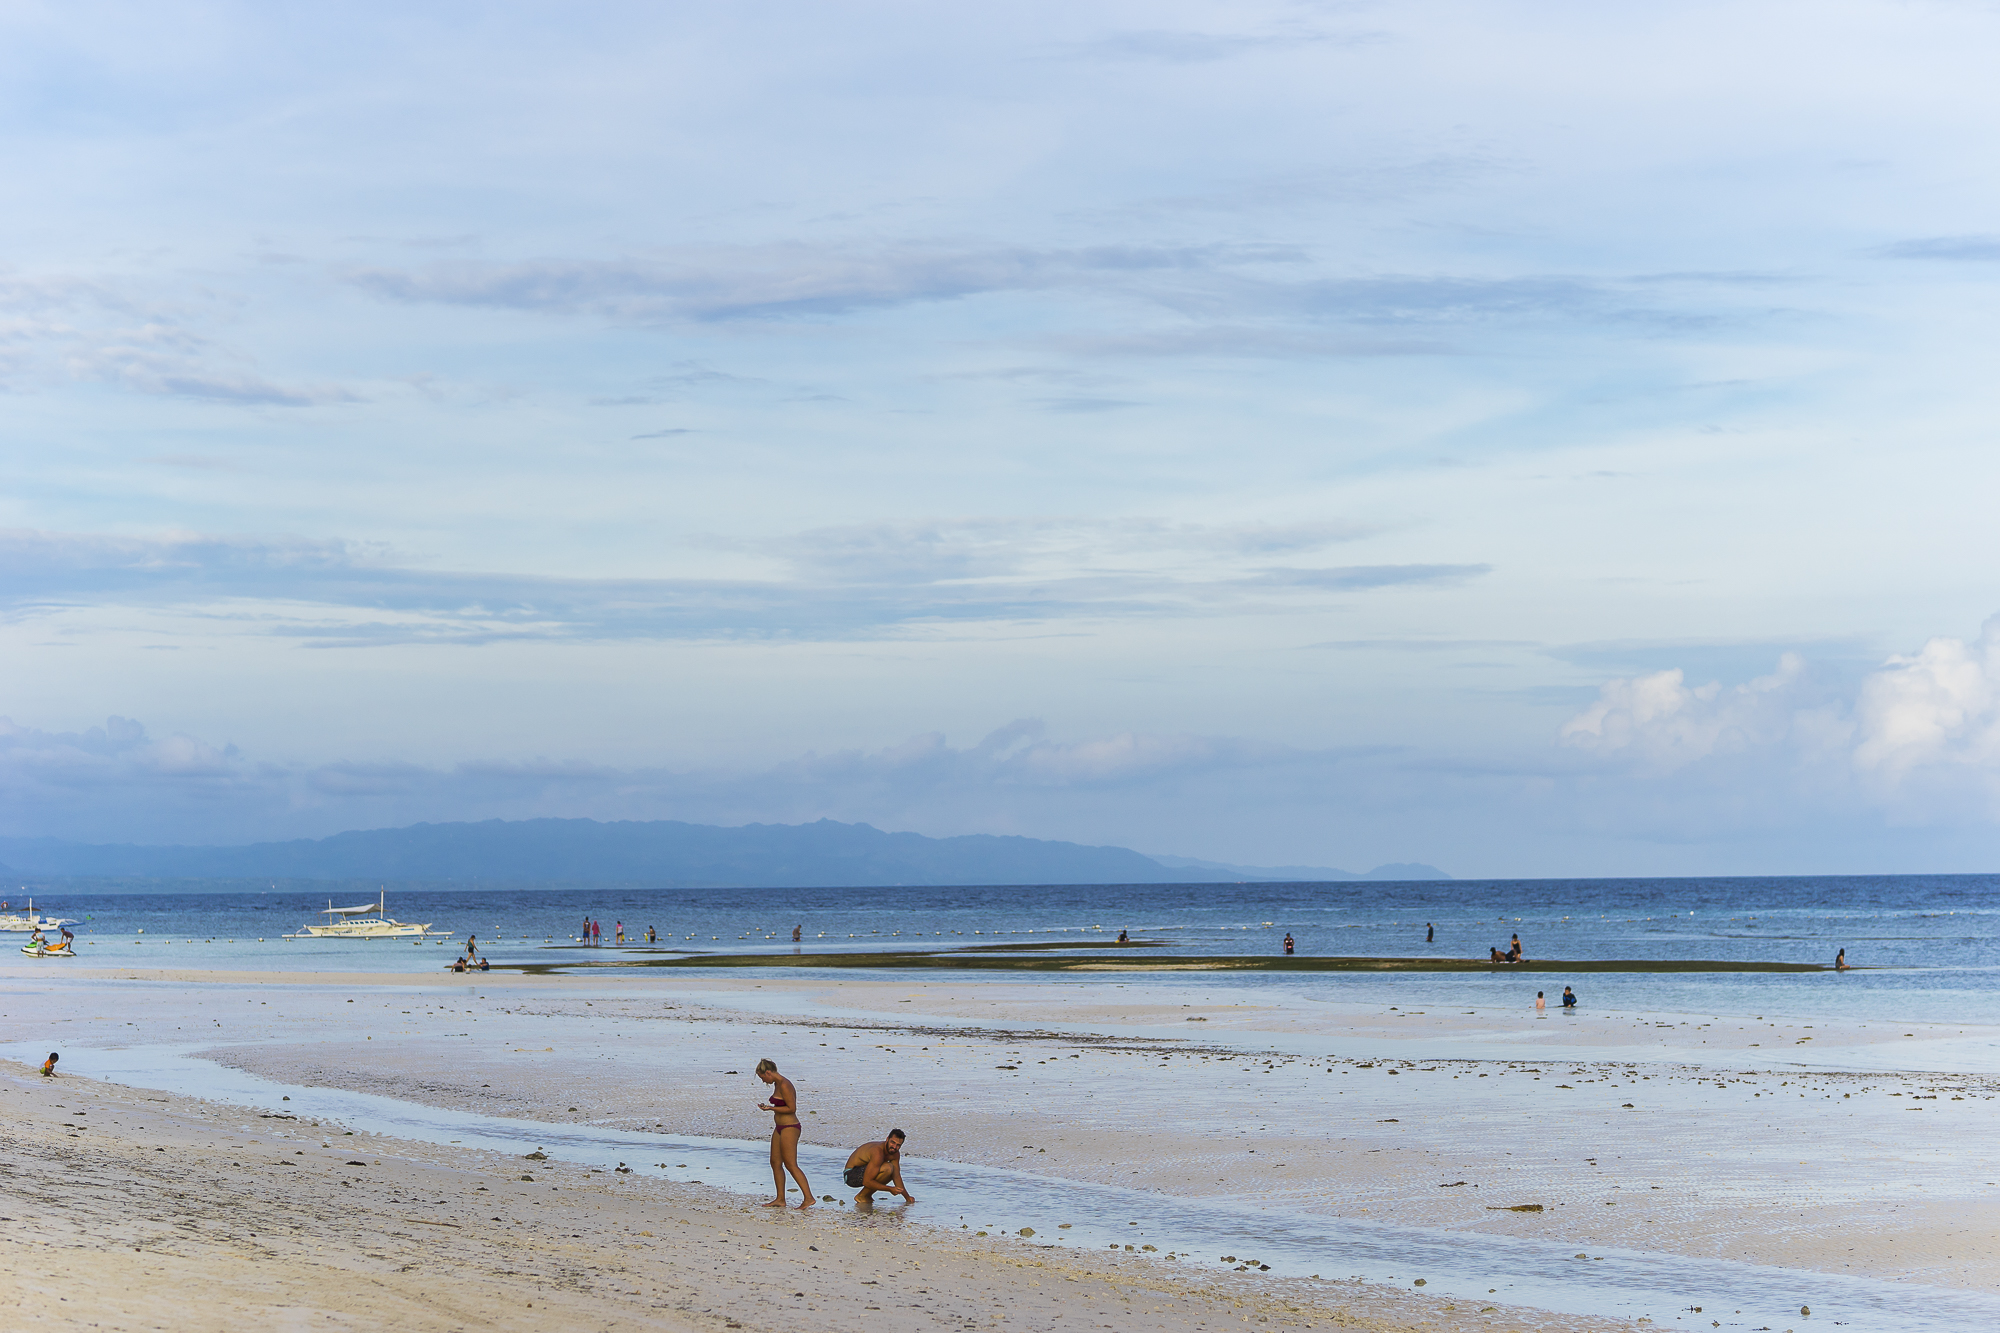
[{"x1": 5, "y1": 0, "x2": 2000, "y2": 875}]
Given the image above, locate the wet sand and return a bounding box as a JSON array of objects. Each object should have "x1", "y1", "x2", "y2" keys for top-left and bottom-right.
[
  {"x1": 4, "y1": 965, "x2": 1997, "y2": 1328},
  {"x1": 0, "y1": 1058, "x2": 1630, "y2": 1333}
]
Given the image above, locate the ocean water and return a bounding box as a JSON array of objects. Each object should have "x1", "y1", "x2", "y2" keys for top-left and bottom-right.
[{"x1": 7, "y1": 874, "x2": 1997, "y2": 1024}]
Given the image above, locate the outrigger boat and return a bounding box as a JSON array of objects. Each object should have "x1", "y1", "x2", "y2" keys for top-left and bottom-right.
[
  {"x1": 0, "y1": 898, "x2": 76, "y2": 933},
  {"x1": 282, "y1": 890, "x2": 451, "y2": 940}
]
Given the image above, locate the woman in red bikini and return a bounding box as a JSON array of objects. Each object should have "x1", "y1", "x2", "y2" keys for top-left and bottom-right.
[{"x1": 756, "y1": 1058, "x2": 815, "y2": 1208}]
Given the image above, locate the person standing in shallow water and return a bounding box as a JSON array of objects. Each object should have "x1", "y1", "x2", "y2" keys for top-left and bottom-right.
[
  {"x1": 1282, "y1": 932, "x2": 1295, "y2": 955},
  {"x1": 756, "y1": 1059, "x2": 815, "y2": 1209},
  {"x1": 1426, "y1": 922, "x2": 1434, "y2": 943}
]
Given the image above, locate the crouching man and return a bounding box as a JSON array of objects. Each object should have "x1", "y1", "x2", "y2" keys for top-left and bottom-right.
[{"x1": 843, "y1": 1130, "x2": 914, "y2": 1204}]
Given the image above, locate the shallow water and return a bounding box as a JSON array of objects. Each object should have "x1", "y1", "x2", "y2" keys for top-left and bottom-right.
[
  {"x1": 9, "y1": 876, "x2": 1999, "y2": 1027},
  {"x1": 12, "y1": 1038, "x2": 1996, "y2": 1333}
]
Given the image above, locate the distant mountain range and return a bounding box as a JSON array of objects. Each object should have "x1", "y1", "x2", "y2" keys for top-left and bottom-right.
[{"x1": 0, "y1": 818, "x2": 1448, "y2": 888}]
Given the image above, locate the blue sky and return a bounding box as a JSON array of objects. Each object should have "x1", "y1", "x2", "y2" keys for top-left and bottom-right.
[{"x1": 6, "y1": 1, "x2": 2000, "y2": 874}]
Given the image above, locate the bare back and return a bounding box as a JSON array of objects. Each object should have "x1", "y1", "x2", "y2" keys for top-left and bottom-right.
[{"x1": 845, "y1": 1139, "x2": 897, "y2": 1173}]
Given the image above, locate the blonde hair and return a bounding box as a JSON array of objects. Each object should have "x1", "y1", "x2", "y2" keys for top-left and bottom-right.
[{"x1": 755, "y1": 1058, "x2": 778, "y2": 1075}]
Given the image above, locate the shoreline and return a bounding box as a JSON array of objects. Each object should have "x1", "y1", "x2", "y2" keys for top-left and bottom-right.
[
  {"x1": 5, "y1": 966, "x2": 1997, "y2": 1329},
  {"x1": 499, "y1": 951, "x2": 1837, "y2": 974},
  {"x1": 0, "y1": 1057, "x2": 1635, "y2": 1333}
]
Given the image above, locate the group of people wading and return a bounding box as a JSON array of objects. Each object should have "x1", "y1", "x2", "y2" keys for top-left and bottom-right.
[{"x1": 755, "y1": 1058, "x2": 912, "y2": 1210}]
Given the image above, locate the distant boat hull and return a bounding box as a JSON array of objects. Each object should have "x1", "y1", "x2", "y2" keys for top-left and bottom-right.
[
  {"x1": 289, "y1": 918, "x2": 437, "y2": 939},
  {"x1": 283, "y1": 889, "x2": 451, "y2": 940},
  {"x1": 0, "y1": 899, "x2": 75, "y2": 933}
]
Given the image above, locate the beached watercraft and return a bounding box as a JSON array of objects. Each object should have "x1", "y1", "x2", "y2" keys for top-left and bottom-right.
[
  {"x1": 21, "y1": 941, "x2": 75, "y2": 957},
  {"x1": 282, "y1": 890, "x2": 450, "y2": 940},
  {"x1": 0, "y1": 898, "x2": 76, "y2": 933}
]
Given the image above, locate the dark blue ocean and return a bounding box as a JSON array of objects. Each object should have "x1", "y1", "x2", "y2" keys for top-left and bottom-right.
[{"x1": 9, "y1": 874, "x2": 1997, "y2": 1026}]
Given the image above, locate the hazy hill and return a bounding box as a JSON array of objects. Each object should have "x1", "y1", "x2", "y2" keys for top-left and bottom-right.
[
  {"x1": 0, "y1": 819, "x2": 1446, "y2": 888},
  {"x1": 1149, "y1": 855, "x2": 1451, "y2": 882}
]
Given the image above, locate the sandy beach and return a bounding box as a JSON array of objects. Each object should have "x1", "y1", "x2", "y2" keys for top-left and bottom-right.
[{"x1": 4, "y1": 965, "x2": 1996, "y2": 1331}]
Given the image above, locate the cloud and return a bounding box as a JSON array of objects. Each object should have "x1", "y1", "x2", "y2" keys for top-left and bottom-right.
[
  {"x1": 345, "y1": 243, "x2": 1307, "y2": 324},
  {"x1": 0, "y1": 712, "x2": 1338, "y2": 845},
  {"x1": 0, "y1": 714, "x2": 249, "y2": 805},
  {"x1": 769, "y1": 718, "x2": 1302, "y2": 791},
  {"x1": 1852, "y1": 618, "x2": 2000, "y2": 781},
  {"x1": 0, "y1": 268, "x2": 351, "y2": 405},
  {"x1": 1061, "y1": 27, "x2": 1381, "y2": 64},
  {"x1": 1558, "y1": 654, "x2": 1819, "y2": 771},
  {"x1": 0, "y1": 522, "x2": 1484, "y2": 646},
  {"x1": 1874, "y1": 235, "x2": 2000, "y2": 262},
  {"x1": 1559, "y1": 617, "x2": 2000, "y2": 812},
  {"x1": 342, "y1": 242, "x2": 1737, "y2": 360}
]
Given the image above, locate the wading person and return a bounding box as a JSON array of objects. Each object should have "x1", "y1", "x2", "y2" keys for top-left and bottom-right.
[
  {"x1": 844, "y1": 1130, "x2": 913, "y2": 1204},
  {"x1": 755, "y1": 1059, "x2": 815, "y2": 1208}
]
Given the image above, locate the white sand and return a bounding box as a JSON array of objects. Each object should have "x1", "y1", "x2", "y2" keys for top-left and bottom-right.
[{"x1": 4, "y1": 964, "x2": 1996, "y2": 1328}]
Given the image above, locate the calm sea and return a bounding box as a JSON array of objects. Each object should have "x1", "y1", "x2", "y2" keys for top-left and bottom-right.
[{"x1": 8, "y1": 875, "x2": 1997, "y2": 1025}]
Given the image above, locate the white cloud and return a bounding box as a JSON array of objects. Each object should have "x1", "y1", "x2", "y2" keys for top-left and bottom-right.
[
  {"x1": 1558, "y1": 653, "x2": 1815, "y2": 770},
  {"x1": 0, "y1": 523, "x2": 1485, "y2": 646},
  {"x1": 1852, "y1": 617, "x2": 2000, "y2": 781},
  {"x1": 1562, "y1": 617, "x2": 2000, "y2": 812}
]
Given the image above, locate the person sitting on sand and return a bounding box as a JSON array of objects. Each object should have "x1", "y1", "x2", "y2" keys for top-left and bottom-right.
[
  {"x1": 478, "y1": 956, "x2": 490, "y2": 971},
  {"x1": 1489, "y1": 946, "x2": 1508, "y2": 963},
  {"x1": 40, "y1": 1052, "x2": 58, "y2": 1077},
  {"x1": 1835, "y1": 948, "x2": 1848, "y2": 971},
  {"x1": 451, "y1": 956, "x2": 466, "y2": 972},
  {"x1": 755, "y1": 1059, "x2": 815, "y2": 1209},
  {"x1": 844, "y1": 1129, "x2": 913, "y2": 1204},
  {"x1": 1561, "y1": 985, "x2": 1577, "y2": 1009}
]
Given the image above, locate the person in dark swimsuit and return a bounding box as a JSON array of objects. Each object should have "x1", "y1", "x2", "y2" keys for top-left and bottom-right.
[
  {"x1": 756, "y1": 1059, "x2": 815, "y2": 1208},
  {"x1": 1426, "y1": 922, "x2": 1434, "y2": 943},
  {"x1": 1282, "y1": 932, "x2": 1295, "y2": 955},
  {"x1": 843, "y1": 1130, "x2": 912, "y2": 1204},
  {"x1": 1835, "y1": 948, "x2": 1848, "y2": 971},
  {"x1": 1561, "y1": 985, "x2": 1577, "y2": 1008}
]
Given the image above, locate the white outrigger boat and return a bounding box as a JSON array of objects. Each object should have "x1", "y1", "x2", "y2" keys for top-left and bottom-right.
[
  {"x1": 0, "y1": 898, "x2": 75, "y2": 933},
  {"x1": 283, "y1": 890, "x2": 451, "y2": 940}
]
